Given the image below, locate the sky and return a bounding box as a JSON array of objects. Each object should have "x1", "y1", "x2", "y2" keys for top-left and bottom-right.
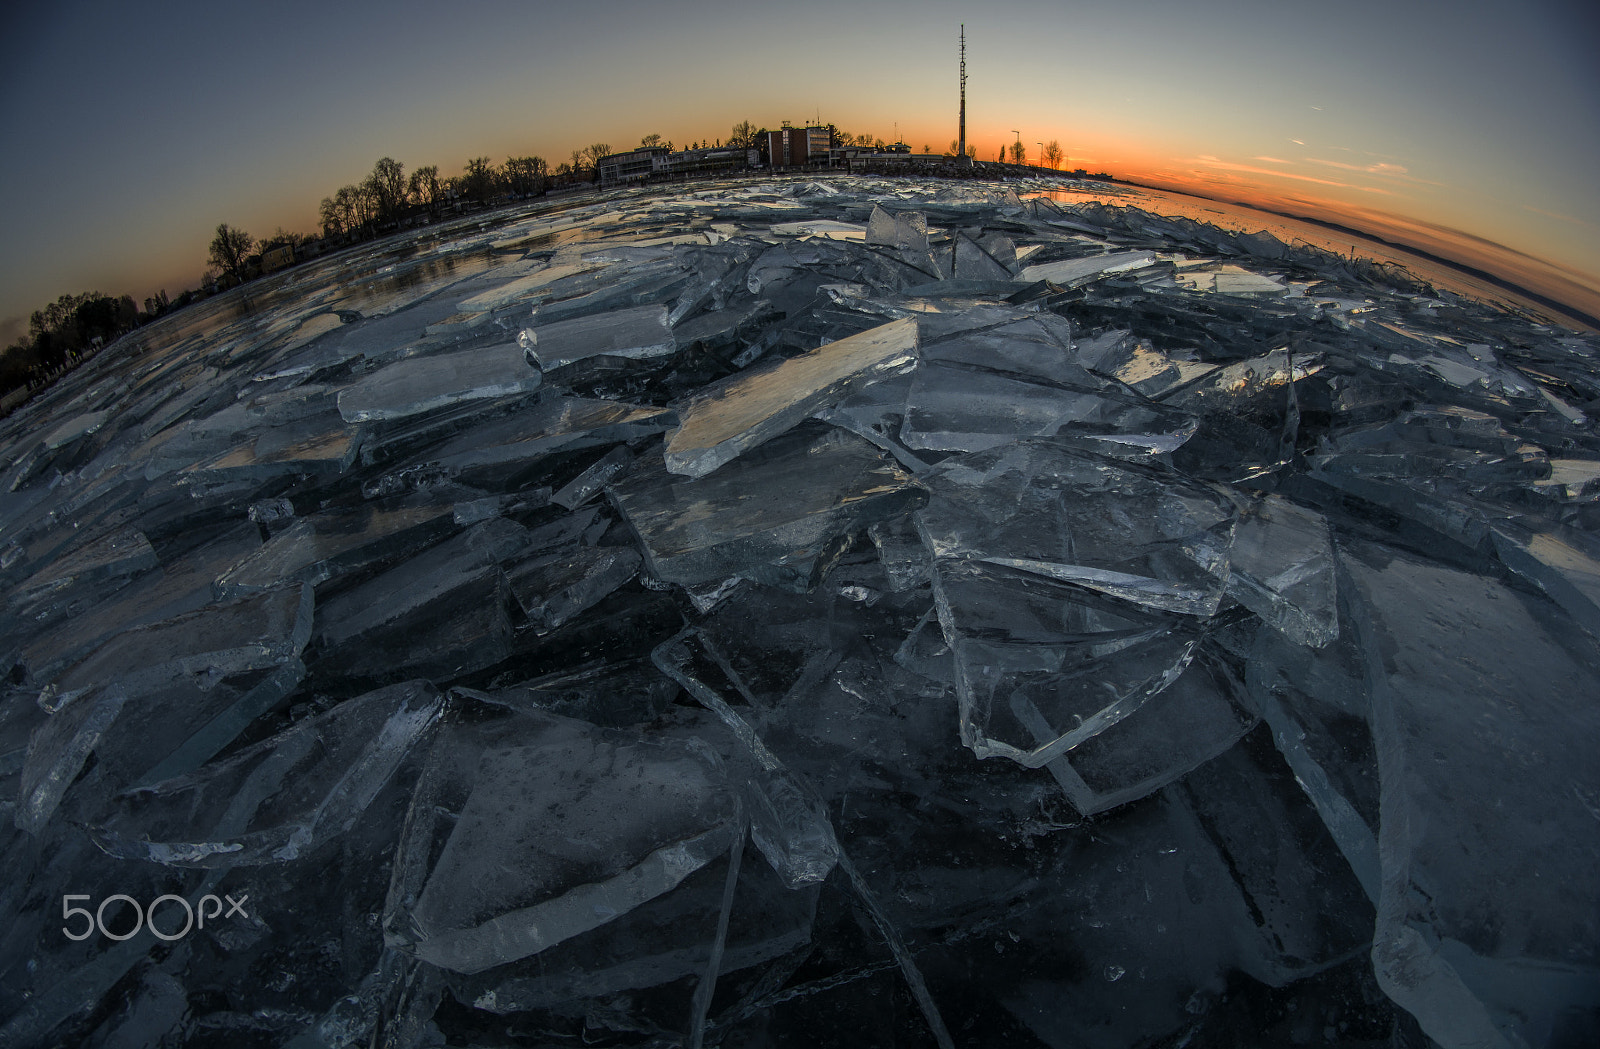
[{"x1": 2, "y1": 0, "x2": 1597, "y2": 343}]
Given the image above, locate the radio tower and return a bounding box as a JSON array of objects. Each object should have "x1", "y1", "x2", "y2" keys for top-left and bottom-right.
[{"x1": 958, "y1": 25, "x2": 968, "y2": 166}]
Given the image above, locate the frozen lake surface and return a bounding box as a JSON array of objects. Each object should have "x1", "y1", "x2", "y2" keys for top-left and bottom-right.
[{"x1": 2, "y1": 176, "x2": 1598, "y2": 1048}]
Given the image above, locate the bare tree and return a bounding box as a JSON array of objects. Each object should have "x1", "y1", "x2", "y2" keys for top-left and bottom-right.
[
  {"x1": 407, "y1": 165, "x2": 442, "y2": 210},
  {"x1": 1008, "y1": 141, "x2": 1027, "y2": 165},
  {"x1": 462, "y1": 157, "x2": 497, "y2": 202},
  {"x1": 370, "y1": 157, "x2": 406, "y2": 222},
  {"x1": 581, "y1": 143, "x2": 612, "y2": 179},
  {"x1": 728, "y1": 121, "x2": 758, "y2": 149},
  {"x1": 640, "y1": 133, "x2": 663, "y2": 148},
  {"x1": 503, "y1": 156, "x2": 547, "y2": 197},
  {"x1": 208, "y1": 223, "x2": 254, "y2": 286},
  {"x1": 1042, "y1": 140, "x2": 1064, "y2": 169}
]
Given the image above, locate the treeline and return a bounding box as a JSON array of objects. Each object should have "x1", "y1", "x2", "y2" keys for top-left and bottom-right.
[{"x1": 1, "y1": 291, "x2": 149, "y2": 400}]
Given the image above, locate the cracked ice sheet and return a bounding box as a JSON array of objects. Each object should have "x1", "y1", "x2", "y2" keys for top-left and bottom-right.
[
  {"x1": 336, "y1": 343, "x2": 541, "y2": 422},
  {"x1": 91, "y1": 680, "x2": 441, "y2": 866},
  {"x1": 611, "y1": 423, "x2": 925, "y2": 590},
  {"x1": 1343, "y1": 539, "x2": 1600, "y2": 1049},
  {"x1": 385, "y1": 708, "x2": 743, "y2": 974},
  {"x1": 663, "y1": 317, "x2": 918, "y2": 477}
]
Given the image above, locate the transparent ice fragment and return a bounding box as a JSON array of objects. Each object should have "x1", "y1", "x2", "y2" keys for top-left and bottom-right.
[
  {"x1": 1082, "y1": 336, "x2": 1217, "y2": 399},
  {"x1": 1342, "y1": 540, "x2": 1600, "y2": 1048},
  {"x1": 183, "y1": 414, "x2": 362, "y2": 481},
  {"x1": 507, "y1": 546, "x2": 641, "y2": 633},
  {"x1": 520, "y1": 303, "x2": 674, "y2": 370},
  {"x1": 409, "y1": 394, "x2": 671, "y2": 476},
  {"x1": 386, "y1": 709, "x2": 743, "y2": 974},
  {"x1": 611, "y1": 423, "x2": 925, "y2": 588},
  {"x1": 336, "y1": 344, "x2": 541, "y2": 422},
  {"x1": 1027, "y1": 649, "x2": 1256, "y2": 815},
  {"x1": 215, "y1": 503, "x2": 457, "y2": 597},
  {"x1": 1225, "y1": 496, "x2": 1338, "y2": 647},
  {"x1": 1490, "y1": 523, "x2": 1600, "y2": 640},
  {"x1": 552, "y1": 445, "x2": 632, "y2": 510},
  {"x1": 868, "y1": 517, "x2": 931, "y2": 592},
  {"x1": 16, "y1": 684, "x2": 127, "y2": 833},
  {"x1": 663, "y1": 317, "x2": 919, "y2": 477},
  {"x1": 950, "y1": 233, "x2": 1013, "y2": 281},
  {"x1": 865, "y1": 205, "x2": 929, "y2": 253},
  {"x1": 312, "y1": 519, "x2": 526, "y2": 675},
  {"x1": 10, "y1": 529, "x2": 156, "y2": 607},
  {"x1": 92, "y1": 680, "x2": 442, "y2": 866},
  {"x1": 918, "y1": 440, "x2": 1237, "y2": 617},
  {"x1": 931, "y1": 558, "x2": 1205, "y2": 768},
  {"x1": 43, "y1": 583, "x2": 313, "y2": 712},
  {"x1": 1017, "y1": 251, "x2": 1157, "y2": 286}
]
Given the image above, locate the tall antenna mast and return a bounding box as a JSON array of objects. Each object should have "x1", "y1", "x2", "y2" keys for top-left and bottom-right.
[{"x1": 958, "y1": 25, "x2": 967, "y2": 165}]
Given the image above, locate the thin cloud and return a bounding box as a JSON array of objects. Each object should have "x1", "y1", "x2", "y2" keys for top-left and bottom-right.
[
  {"x1": 1290, "y1": 139, "x2": 1305, "y2": 146},
  {"x1": 1253, "y1": 156, "x2": 1291, "y2": 164},
  {"x1": 1520, "y1": 203, "x2": 1599, "y2": 230},
  {"x1": 1306, "y1": 157, "x2": 1443, "y2": 187},
  {"x1": 1188, "y1": 156, "x2": 1353, "y2": 188}
]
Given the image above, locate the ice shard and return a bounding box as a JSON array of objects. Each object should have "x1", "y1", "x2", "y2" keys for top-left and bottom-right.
[
  {"x1": 519, "y1": 303, "x2": 675, "y2": 370},
  {"x1": 1342, "y1": 540, "x2": 1600, "y2": 1048},
  {"x1": 92, "y1": 680, "x2": 442, "y2": 865},
  {"x1": 663, "y1": 316, "x2": 919, "y2": 477},
  {"x1": 612, "y1": 423, "x2": 925, "y2": 589},
  {"x1": 336, "y1": 343, "x2": 541, "y2": 422},
  {"x1": 385, "y1": 707, "x2": 743, "y2": 974}
]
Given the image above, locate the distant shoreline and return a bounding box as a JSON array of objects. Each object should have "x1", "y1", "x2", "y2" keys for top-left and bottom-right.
[{"x1": 1114, "y1": 179, "x2": 1600, "y2": 333}]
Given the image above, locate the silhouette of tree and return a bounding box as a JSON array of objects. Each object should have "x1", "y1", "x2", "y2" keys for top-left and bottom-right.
[
  {"x1": 1008, "y1": 141, "x2": 1027, "y2": 165},
  {"x1": 728, "y1": 121, "x2": 758, "y2": 149},
  {"x1": 369, "y1": 157, "x2": 406, "y2": 222},
  {"x1": 462, "y1": 157, "x2": 497, "y2": 202},
  {"x1": 1043, "y1": 140, "x2": 1064, "y2": 169},
  {"x1": 503, "y1": 156, "x2": 547, "y2": 197},
  {"x1": 640, "y1": 133, "x2": 663, "y2": 148},
  {"x1": 408, "y1": 165, "x2": 442, "y2": 210},
  {"x1": 208, "y1": 224, "x2": 254, "y2": 286}
]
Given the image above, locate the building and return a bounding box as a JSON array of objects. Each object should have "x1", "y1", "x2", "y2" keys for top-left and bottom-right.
[
  {"x1": 260, "y1": 244, "x2": 295, "y2": 273},
  {"x1": 598, "y1": 146, "x2": 670, "y2": 187},
  {"x1": 764, "y1": 125, "x2": 835, "y2": 168}
]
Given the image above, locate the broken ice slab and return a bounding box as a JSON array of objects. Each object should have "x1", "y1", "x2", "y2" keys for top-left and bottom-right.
[
  {"x1": 215, "y1": 503, "x2": 457, "y2": 597},
  {"x1": 1165, "y1": 348, "x2": 1322, "y2": 413},
  {"x1": 384, "y1": 708, "x2": 743, "y2": 974},
  {"x1": 552, "y1": 445, "x2": 631, "y2": 509},
  {"x1": 407, "y1": 398, "x2": 652, "y2": 476},
  {"x1": 18, "y1": 523, "x2": 262, "y2": 684},
  {"x1": 1078, "y1": 335, "x2": 1218, "y2": 399},
  {"x1": 662, "y1": 317, "x2": 918, "y2": 478},
  {"x1": 1028, "y1": 647, "x2": 1257, "y2": 815},
  {"x1": 9, "y1": 528, "x2": 157, "y2": 608},
  {"x1": 1490, "y1": 522, "x2": 1600, "y2": 640},
  {"x1": 869, "y1": 517, "x2": 931, "y2": 592},
  {"x1": 1175, "y1": 263, "x2": 1289, "y2": 297},
  {"x1": 92, "y1": 680, "x2": 441, "y2": 866},
  {"x1": 918, "y1": 439, "x2": 1237, "y2": 617},
  {"x1": 519, "y1": 303, "x2": 674, "y2": 370},
  {"x1": 865, "y1": 205, "x2": 929, "y2": 252},
  {"x1": 42, "y1": 583, "x2": 313, "y2": 712},
  {"x1": 507, "y1": 545, "x2": 641, "y2": 633},
  {"x1": 950, "y1": 233, "x2": 1013, "y2": 281},
  {"x1": 312, "y1": 518, "x2": 527, "y2": 678},
  {"x1": 930, "y1": 557, "x2": 1206, "y2": 768},
  {"x1": 182, "y1": 415, "x2": 362, "y2": 481},
  {"x1": 336, "y1": 343, "x2": 541, "y2": 423},
  {"x1": 611, "y1": 423, "x2": 925, "y2": 589},
  {"x1": 454, "y1": 259, "x2": 605, "y2": 313},
  {"x1": 445, "y1": 839, "x2": 816, "y2": 1012},
  {"x1": 1225, "y1": 495, "x2": 1338, "y2": 647},
  {"x1": 16, "y1": 684, "x2": 128, "y2": 833},
  {"x1": 1341, "y1": 540, "x2": 1600, "y2": 1048},
  {"x1": 1016, "y1": 250, "x2": 1157, "y2": 286}
]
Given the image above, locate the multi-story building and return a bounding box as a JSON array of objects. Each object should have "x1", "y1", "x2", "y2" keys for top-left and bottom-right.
[{"x1": 598, "y1": 147, "x2": 670, "y2": 187}]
